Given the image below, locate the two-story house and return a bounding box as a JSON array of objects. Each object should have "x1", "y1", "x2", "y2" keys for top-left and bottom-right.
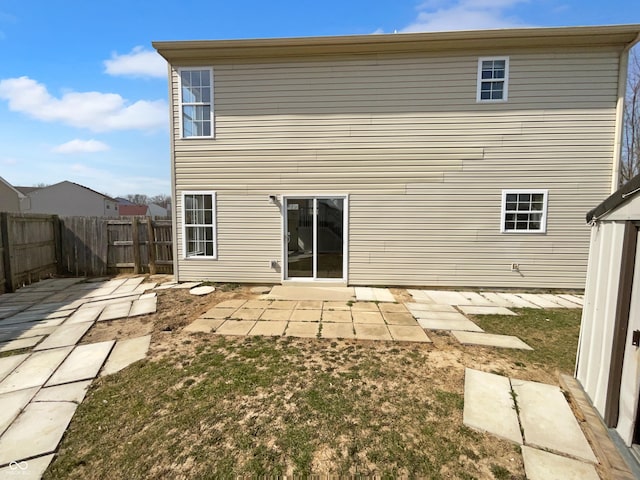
[{"x1": 154, "y1": 25, "x2": 640, "y2": 288}]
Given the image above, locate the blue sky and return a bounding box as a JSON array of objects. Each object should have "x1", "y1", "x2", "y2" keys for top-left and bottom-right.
[{"x1": 0, "y1": 0, "x2": 639, "y2": 198}]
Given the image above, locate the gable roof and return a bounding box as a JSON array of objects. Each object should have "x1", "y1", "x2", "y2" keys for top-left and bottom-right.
[
  {"x1": 15, "y1": 181, "x2": 117, "y2": 202},
  {"x1": 119, "y1": 205, "x2": 149, "y2": 216},
  {"x1": 586, "y1": 173, "x2": 640, "y2": 223},
  {"x1": 154, "y1": 24, "x2": 640, "y2": 63},
  {"x1": 0, "y1": 176, "x2": 25, "y2": 198}
]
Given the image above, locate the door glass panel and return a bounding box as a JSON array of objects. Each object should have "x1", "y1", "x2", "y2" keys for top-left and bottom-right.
[
  {"x1": 316, "y1": 198, "x2": 344, "y2": 279},
  {"x1": 286, "y1": 198, "x2": 313, "y2": 278}
]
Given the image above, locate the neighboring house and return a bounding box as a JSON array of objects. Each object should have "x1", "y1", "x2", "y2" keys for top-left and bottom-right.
[
  {"x1": 148, "y1": 203, "x2": 169, "y2": 218},
  {"x1": 118, "y1": 204, "x2": 149, "y2": 216},
  {"x1": 576, "y1": 173, "x2": 640, "y2": 466},
  {"x1": 0, "y1": 176, "x2": 24, "y2": 212},
  {"x1": 154, "y1": 25, "x2": 640, "y2": 287},
  {"x1": 16, "y1": 181, "x2": 118, "y2": 217}
]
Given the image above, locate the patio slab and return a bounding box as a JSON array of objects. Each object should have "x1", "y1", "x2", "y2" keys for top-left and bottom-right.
[
  {"x1": 387, "y1": 325, "x2": 431, "y2": 342},
  {"x1": 378, "y1": 303, "x2": 407, "y2": 313},
  {"x1": 452, "y1": 331, "x2": 532, "y2": 350},
  {"x1": 516, "y1": 293, "x2": 564, "y2": 309},
  {"x1": 0, "y1": 353, "x2": 28, "y2": 383},
  {"x1": 355, "y1": 287, "x2": 395, "y2": 302},
  {"x1": 215, "y1": 299, "x2": 247, "y2": 309},
  {"x1": 285, "y1": 322, "x2": 319, "y2": 338},
  {"x1": 351, "y1": 311, "x2": 385, "y2": 324},
  {"x1": 539, "y1": 294, "x2": 581, "y2": 308},
  {"x1": 411, "y1": 310, "x2": 472, "y2": 322},
  {"x1": 0, "y1": 335, "x2": 44, "y2": 353},
  {"x1": 406, "y1": 302, "x2": 457, "y2": 313},
  {"x1": 46, "y1": 341, "x2": 114, "y2": 386},
  {"x1": 0, "y1": 387, "x2": 39, "y2": 435},
  {"x1": 382, "y1": 312, "x2": 419, "y2": 325},
  {"x1": 351, "y1": 302, "x2": 381, "y2": 312},
  {"x1": 417, "y1": 318, "x2": 484, "y2": 332},
  {"x1": 406, "y1": 289, "x2": 436, "y2": 303},
  {"x1": 323, "y1": 310, "x2": 353, "y2": 323},
  {"x1": 323, "y1": 301, "x2": 351, "y2": 311},
  {"x1": 172, "y1": 281, "x2": 202, "y2": 289},
  {"x1": 0, "y1": 347, "x2": 73, "y2": 394},
  {"x1": 98, "y1": 301, "x2": 132, "y2": 321},
  {"x1": 297, "y1": 300, "x2": 323, "y2": 310},
  {"x1": 268, "y1": 285, "x2": 355, "y2": 302},
  {"x1": 65, "y1": 305, "x2": 104, "y2": 324},
  {"x1": 269, "y1": 300, "x2": 298, "y2": 310},
  {"x1": 34, "y1": 322, "x2": 93, "y2": 351},
  {"x1": 230, "y1": 308, "x2": 264, "y2": 321},
  {"x1": 512, "y1": 379, "x2": 597, "y2": 463},
  {"x1": 129, "y1": 297, "x2": 157, "y2": 317},
  {"x1": 463, "y1": 369, "x2": 523, "y2": 444},
  {"x1": 101, "y1": 335, "x2": 152, "y2": 376},
  {"x1": 0, "y1": 401, "x2": 78, "y2": 465},
  {"x1": 242, "y1": 299, "x2": 273, "y2": 309},
  {"x1": 458, "y1": 291, "x2": 496, "y2": 306},
  {"x1": 521, "y1": 446, "x2": 599, "y2": 480},
  {"x1": 259, "y1": 309, "x2": 293, "y2": 321},
  {"x1": 320, "y1": 322, "x2": 355, "y2": 339},
  {"x1": 458, "y1": 305, "x2": 517, "y2": 316},
  {"x1": 249, "y1": 321, "x2": 287, "y2": 337},
  {"x1": 477, "y1": 292, "x2": 518, "y2": 308},
  {"x1": 290, "y1": 309, "x2": 322, "y2": 322},
  {"x1": 200, "y1": 307, "x2": 237, "y2": 319},
  {"x1": 557, "y1": 294, "x2": 584, "y2": 307},
  {"x1": 33, "y1": 380, "x2": 92, "y2": 403},
  {"x1": 183, "y1": 318, "x2": 224, "y2": 333},
  {"x1": 215, "y1": 320, "x2": 256, "y2": 336},
  {"x1": 494, "y1": 293, "x2": 542, "y2": 309},
  {"x1": 0, "y1": 453, "x2": 54, "y2": 480},
  {"x1": 353, "y1": 324, "x2": 392, "y2": 341},
  {"x1": 418, "y1": 290, "x2": 470, "y2": 305}
]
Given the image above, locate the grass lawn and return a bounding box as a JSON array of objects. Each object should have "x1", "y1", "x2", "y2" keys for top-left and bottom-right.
[{"x1": 45, "y1": 306, "x2": 582, "y2": 480}]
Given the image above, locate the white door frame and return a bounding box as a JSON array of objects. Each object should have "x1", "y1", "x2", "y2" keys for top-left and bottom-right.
[{"x1": 281, "y1": 194, "x2": 348, "y2": 283}]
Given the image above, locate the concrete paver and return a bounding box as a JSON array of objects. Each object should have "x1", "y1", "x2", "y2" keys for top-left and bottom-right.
[
  {"x1": 323, "y1": 310, "x2": 353, "y2": 323},
  {"x1": 521, "y1": 446, "x2": 599, "y2": 480},
  {"x1": 516, "y1": 293, "x2": 564, "y2": 309},
  {"x1": 0, "y1": 453, "x2": 55, "y2": 480},
  {"x1": 410, "y1": 310, "x2": 470, "y2": 321},
  {"x1": 268, "y1": 285, "x2": 355, "y2": 302},
  {"x1": 387, "y1": 325, "x2": 431, "y2": 342},
  {"x1": 242, "y1": 300, "x2": 272, "y2": 309},
  {"x1": 215, "y1": 320, "x2": 257, "y2": 336},
  {"x1": 190, "y1": 286, "x2": 215, "y2": 296},
  {"x1": 346, "y1": 302, "x2": 379, "y2": 312},
  {"x1": 479, "y1": 292, "x2": 519, "y2": 308},
  {"x1": 0, "y1": 401, "x2": 78, "y2": 465},
  {"x1": 297, "y1": 300, "x2": 323, "y2": 310},
  {"x1": 0, "y1": 336, "x2": 44, "y2": 353},
  {"x1": 320, "y1": 322, "x2": 355, "y2": 339},
  {"x1": 0, "y1": 387, "x2": 39, "y2": 435},
  {"x1": 419, "y1": 290, "x2": 470, "y2": 305},
  {"x1": 250, "y1": 286, "x2": 271, "y2": 294},
  {"x1": 285, "y1": 322, "x2": 320, "y2": 338},
  {"x1": 459, "y1": 292, "x2": 496, "y2": 306},
  {"x1": 129, "y1": 297, "x2": 157, "y2": 317},
  {"x1": 418, "y1": 318, "x2": 484, "y2": 332},
  {"x1": 290, "y1": 309, "x2": 322, "y2": 322},
  {"x1": 33, "y1": 380, "x2": 92, "y2": 403},
  {"x1": 355, "y1": 287, "x2": 395, "y2": 302},
  {"x1": 64, "y1": 305, "x2": 104, "y2": 324},
  {"x1": 353, "y1": 324, "x2": 392, "y2": 341},
  {"x1": 183, "y1": 318, "x2": 225, "y2": 333},
  {"x1": 452, "y1": 331, "x2": 532, "y2": 350},
  {"x1": 46, "y1": 341, "x2": 114, "y2": 386},
  {"x1": 557, "y1": 294, "x2": 584, "y2": 307},
  {"x1": 249, "y1": 321, "x2": 287, "y2": 337},
  {"x1": 406, "y1": 289, "x2": 436, "y2": 304},
  {"x1": 512, "y1": 379, "x2": 597, "y2": 463},
  {"x1": 34, "y1": 322, "x2": 93, "y2": 351},
  {"x1": 259, "y1": 309, "x2": 293, "y2": 321},
  {"x1": 494, "y1": 293, "x2": 542, "y2": 309},
  {"x1": 458, "y1": 305, "x2": 517, "y2": 316},
  {"x1": 98, "y1": 301, "x2": 132, "y2": 321},
  {"x1": 0, "y1": 354, "x2": 28, "y2": 383},
  {"x1": 0, "y1": 347, "x2": 73, "y2": 394},
  {"x1": 215, "y1": 299, "x2": 247, "y2": 309},
  {"x1": 351, "y1": 311, "x2": 384, "y2": 324},
  {"x1": 539, "y1": 294, "x2": 581, "y2": 308},
  {"x1": 382, "y1": 312, "x2": 419, "y2": 325},
  {"x1": 323, "y1": 301, "x2": 351, "y2": 311},
  {"x1": 200, "y1": 307, "x2": 237, "y2": 319},
  {"x1": 172, "y1": 282, "x2": 202, "y2": 289},
  {"x1": 463, "y1": 369, "x2": 523, "y2": 444},
  {"x1": 231, "y1": 308, "x2": 265, "y2": 321},
  {"x1": 270, "y1": 300, "x2": 298, "y2": 310},
  {"x1": 101, "y1": 335, "x2": 151, "y2": 376},
  {"x1": 406, "y1": 302, "x2": 457, "y2": 313},
  {"x1": 377, "y1": 303, "x2": 407, "y2": 313}
]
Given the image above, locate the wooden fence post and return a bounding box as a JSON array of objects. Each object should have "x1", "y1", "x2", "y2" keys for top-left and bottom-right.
[
  {"x1": 146, "y1": 217, "x2": 157, "y2": 275},
  {"x1": 0, "y1": 213, "x2": 14, "y2": 292},
  {"x1": 132, "y1": 217, "x2": 141, "y2": 274}
]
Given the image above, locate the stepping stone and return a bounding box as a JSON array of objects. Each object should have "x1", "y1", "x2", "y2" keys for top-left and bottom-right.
[
  {"x1": 215, "y1": 299, "x2": 246, "y2": 309},
  {"x1": 351, "y1": 311, "x2": 384, "y2": 324},
  {"x1": 250, "y1": 286, "x2": 271, "y2": 294},
  {"x1": 0, "y1": 347, "x2": 72, "y2": 394},
  {"x1": 215, "y1": 320, "x2": 256, "y2": 336},
  {"x1": 190, "y1": 286, "x2": 215, "y2": 296},
  {"x1": 411, "y1": 310, "x2": 471, "y2": 321},
  {"x1": 323, "y1": 310, "x2": 353, "y2": 323},
  {"x1": 0, "y1": 353, "x2": 28, "y2": 383},
  {"x1": 129, "y1": 297, "x2": 157, "y2": 317},
  {"x1": 231, "y1": 308, "x2": 264, "y2": 321},
  {"x1": 516, "y1": 293, "x2": 564, "y2": 309},
  {"x1": 139, "y1": 292, "x2": 157, "y2": 300},
  {"x1": 407, "y1": 289, "x2": 436, "y2": 303},
  {"x1": 383, "y1": 312, "x2": 419, "y2": 326},
  {"x1": 285, "y1": 322, "x2": 319, "y2": 338},
  {"x1": 452, "y1": 331, "x2": 532, "y2": 350},
  {"x1": 0, "y1": 401, "x2": 78, "y2": 465},
  {"x1": 463, "y1": 369, "x2": 523, "y2": 444},
  {"x1": 155, "y1": 282, "x2": 178, "y2": 290},
  {"x1": 259, "y1": 309, "x2": 293, "y2": 321},
  {"x1": 353, "y1": 324, "x2": 392, "y2": 341},
  {"x1": 418, "y1": 318, "x2": 484, "y2": 332},
  {"x1": 34, "y1": 322, "x2": 93, "y2": 351},
  {"x1": 521, "y1": 446, "x2": 599, "y2": 480},
  {"x1": 0, "y1": 453, "x2": 55, "y2": 480},
  {"x1": 33, "y1": 380, "x2": 92, "y2": 403},
  {"x1": 353, "y1": 302, "x2": 383, "y2": 312},
  {"x1": 44, "y1": 309, "x2": 75, "y2": 319},
  {"x1": 387, "y1": 325, "x2": 431, "y2": 342},
  {"x1": 183, "y1": 318, "x2": 224, "y2": 333},
  {"x1": 0, "y1": 387, "x2": 39, "y2": 435},
  {"x1": 511, "y1": 379, "x2": 597, "y2": 463},
  {"x1": 0, "y1": 335, "x2": 44, "y2": 353},
  {"x1": 458, "y1": 306, "x2": 517, "y2": 316},
  {"x1": 320, "y1": 322, "x2": 355, "y2": 339},
  {"x1": 98, "y1": 301, "x2": 132, "y2": 321},
  {"x1": 494, "y1": 293, "x2": 541, "y2": 309},
  {"x1": 173, "y1": 282, "x2": 202, "y2": 289},
  {"x1": 478, "y1": 292, "x2": 518, "y2": 308},
  {"x1": 406, "y1": 302, "x2": 457, "y2": 313},
  {"x1": 65, "y1": 305, "x2": 103, "y2": 324},
  {"x1": 200, "y1": 307, "x2": 237, "y2": 319},
  {"x1": 557, "y1": 294, "x2": 583, "y2": 307},
  {"x1": 458, "y1": 292, "x2": 495, "y2": 306},
  {"x1": 290, "y1": 310, "x2": 322, "y2": 322},
  {"x1": 46, "y1": 341, "x2": 114, "y2": 386},
  {"x1": 539, "y1": 294, "x2": 581, "y2": 308},
  {"x1": 249, "y1": 321, "x2": 287, "y2": 337},
  {"x1": 419, "y1": 290, "x2": 469, "y2": 305},
  {"x1": 101, "y1": 335, "x2": 151, "y2": 376}
]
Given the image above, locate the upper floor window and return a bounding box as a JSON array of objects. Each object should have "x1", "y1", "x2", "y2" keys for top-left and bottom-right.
[
  {"x1": 477, "y1": 57, "x2": 509, "y2": 102},
  {"x1": 501, "y1": 189, "x2": 548, "y2": 233},
  {"x1": 179, "y1": 68, "x2": 214, "y2": 138}
]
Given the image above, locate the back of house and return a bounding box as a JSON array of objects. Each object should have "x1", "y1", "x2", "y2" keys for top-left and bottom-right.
[{"x1": 154, "y1": 25, "x2": 640, "y2": 288}]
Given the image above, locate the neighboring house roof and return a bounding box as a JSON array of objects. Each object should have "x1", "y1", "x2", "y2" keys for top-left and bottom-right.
[
  {"x1": 115, "y1": 197, "x2": 136, "y2": 206},
  {"x1": 16, "y1": 181, "x2": 117, "y2": 202},
  {"x1": 586, "y1": 173, "x2": 640, "y2": 223},
  {"x1": 154, "y1": 24, "x2": 640, "y2": 63},
  {"x1": 119, "y1": 205, "x2": 149, "y2": 216},
  {"x1": 0, "y1": 176, "x2": 25, "y2": 198}
]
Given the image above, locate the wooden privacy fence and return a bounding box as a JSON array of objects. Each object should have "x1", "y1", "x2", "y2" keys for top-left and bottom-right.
[{"x1": 0, "y1": 214, "x2": 173, "y2": 292}]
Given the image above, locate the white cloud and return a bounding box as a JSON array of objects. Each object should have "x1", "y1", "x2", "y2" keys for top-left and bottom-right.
[
  {"x1": 104, "y1": 46, "x2": 167, "y2": 78},
  {"x1": 0, "y1": 76, "x2": 167, "y2": 132},
  {"x1": 402, "y1": 0, "x2": 530, "y2": 32},
  {"x1": 52, "y1": 139, "x2": 110, "y2": 154}
]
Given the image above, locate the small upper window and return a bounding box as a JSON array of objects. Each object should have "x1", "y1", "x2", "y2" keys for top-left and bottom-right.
[
  {"x1": 477, "y1": 57, "x2": 509, "y2": 102},
  {"x1": 501, "y1": 190, "x2": 548, "y2": 233},
  {"x1": 179, "y1": 68, "x2": 214, "y2": 138}
]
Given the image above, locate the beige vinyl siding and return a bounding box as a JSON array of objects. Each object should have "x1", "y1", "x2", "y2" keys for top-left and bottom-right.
[{"x1": 171, "y1": 48, "x2": 618, "y2": 288}]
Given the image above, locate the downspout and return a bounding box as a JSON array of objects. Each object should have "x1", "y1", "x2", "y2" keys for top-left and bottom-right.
[{"x1": 612, "y1": 34, "x2": 640, "y2": 192}]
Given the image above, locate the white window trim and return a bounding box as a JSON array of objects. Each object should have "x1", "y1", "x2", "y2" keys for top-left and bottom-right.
[
  {"x1": 477, "y1": 56, "x2": 509, "y2": 103},
  {"x1": 182, "y1": 191, "x2": 217, "y2": 259},
  {"x1": 500, "y1": 189, "x2": 548, "y2": 234},
  {"x1": 178, "y1": 67, "x2": 215, "y2": 139}
]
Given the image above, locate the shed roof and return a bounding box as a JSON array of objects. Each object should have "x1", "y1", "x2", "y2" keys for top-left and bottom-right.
[{"x1": 587, "y1": 174, "x2": 640, "y2": 223}]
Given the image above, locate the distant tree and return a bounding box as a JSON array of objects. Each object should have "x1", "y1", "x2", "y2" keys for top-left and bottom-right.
[
  {"x1": 149, "y1": 194, "x2": 171, "y2": 209},
  {"x1": 622, "y1": 48, "x2": 640, "y2": 184},
  {"x1": 126, "y1": 193, "x2": 149, "y2": 205},
  {"x1": 33, "y1": 183, "x2": 49, "y2": 188}
]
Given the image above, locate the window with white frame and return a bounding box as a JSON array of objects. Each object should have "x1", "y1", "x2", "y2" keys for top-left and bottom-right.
[
  {"x1": 179, "y1": 68, "x2": 214, "y2": 138},
  {"x1": 501, "y1": 190, "x2": 548, "y2": 233},
  {"x1": 477, "y1": 57, "x2": 509, "y2": 102},
  {"x1": 183, "y1": 192, "x2": 216, "y2": 258}
]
